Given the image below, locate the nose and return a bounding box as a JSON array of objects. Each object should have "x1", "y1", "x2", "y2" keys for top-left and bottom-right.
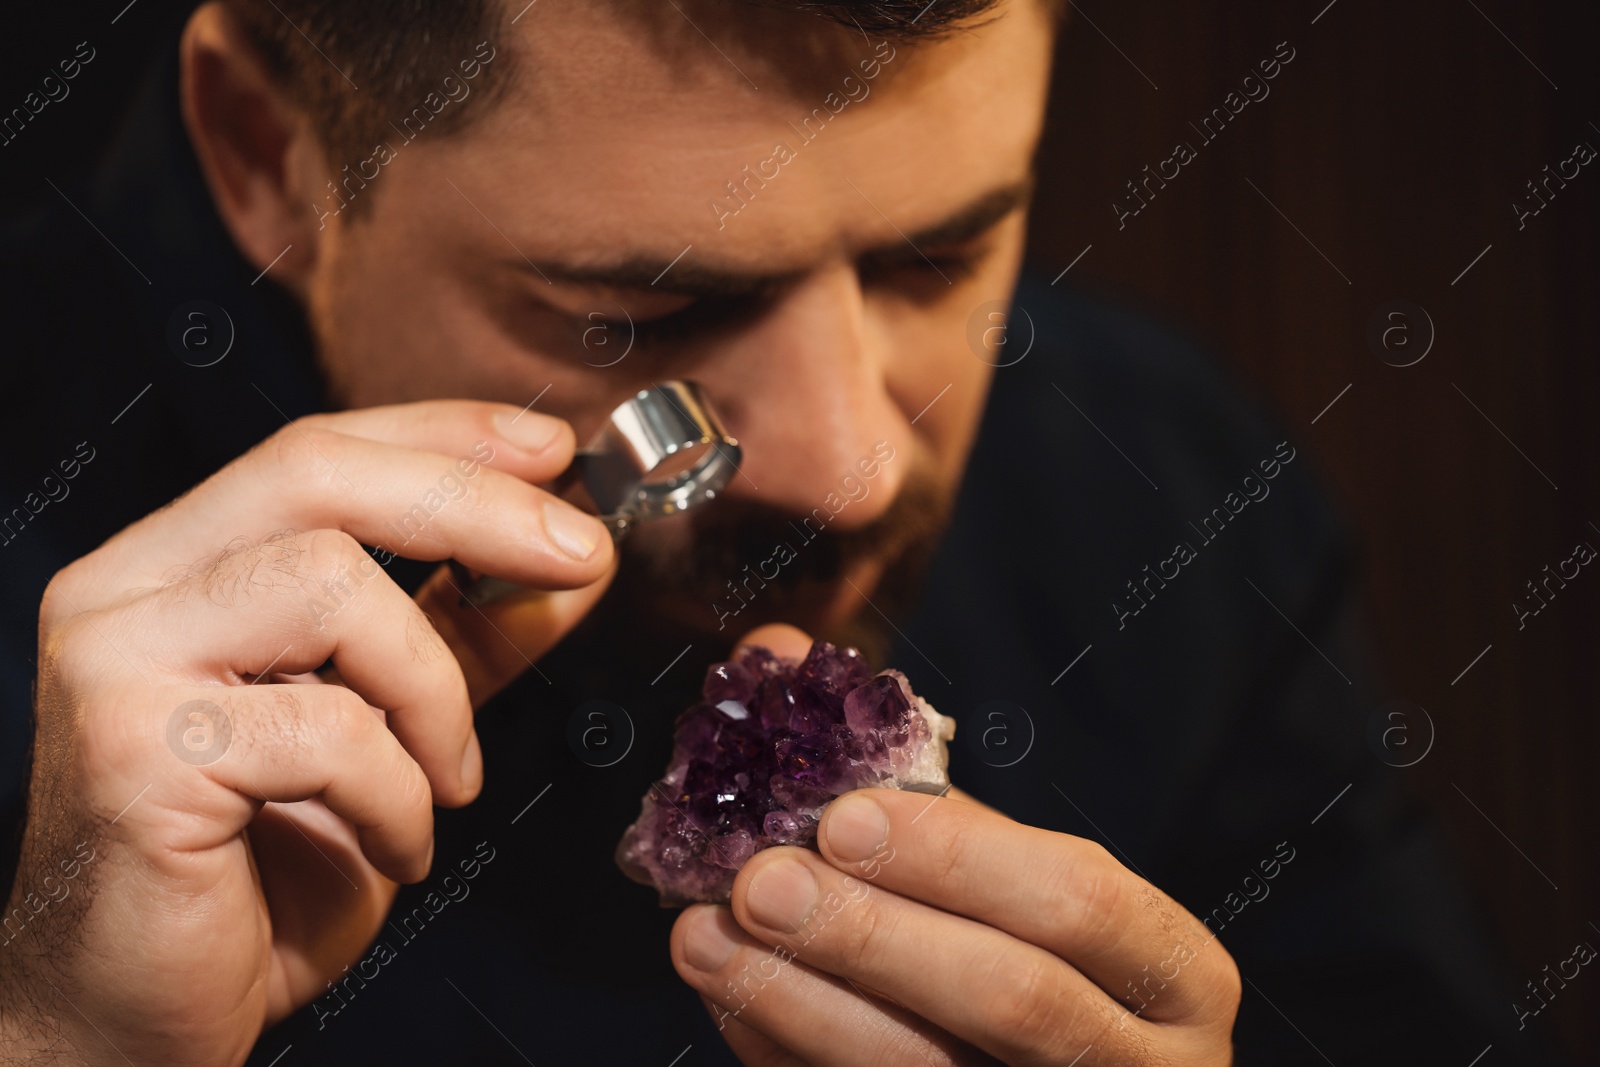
[{"x1": 701, "y1": 264, "x2": 909, "y2": 531}]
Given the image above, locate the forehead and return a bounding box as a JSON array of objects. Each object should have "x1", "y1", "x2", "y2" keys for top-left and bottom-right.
[{"x1": 409, "y1": 0, "x2": 1053, "y2": 269}]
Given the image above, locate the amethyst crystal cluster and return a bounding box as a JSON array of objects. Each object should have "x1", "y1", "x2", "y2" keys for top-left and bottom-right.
[{"x1": 616, "y1": 640, "x2": 955, "y2": 906}]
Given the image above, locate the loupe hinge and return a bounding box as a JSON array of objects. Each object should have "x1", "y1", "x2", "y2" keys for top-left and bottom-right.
[{"x1": 601, "y1": 512, "x2": 634, "y2": 542}]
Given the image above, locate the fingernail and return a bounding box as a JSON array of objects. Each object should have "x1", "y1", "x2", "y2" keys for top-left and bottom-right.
[
  {"x1": 543, "y1": 501, "x2": 603, "y2": 561},
  {"x1": 825, "y1": 792, "x2": 888, "y2": 864},
  {"x1": 684, "y1": 906, "x2": 743, "y2": 973},
  {"x1": 459, "y1": 729, "x2": 483, "y2": 795},
  {"x1": 746, "y1": 856, "x2": 817, "y2": 932},
  {"x1": 492, "y1": 410, "x2": 563, "y2": 454}
]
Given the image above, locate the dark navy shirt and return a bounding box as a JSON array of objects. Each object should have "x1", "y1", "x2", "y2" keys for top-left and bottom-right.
[{"x1": 0, "y1": 41, "x2": 1556, "y2": 1067}]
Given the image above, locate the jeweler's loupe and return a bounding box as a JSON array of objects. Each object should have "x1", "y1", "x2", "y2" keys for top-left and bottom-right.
[{"x1": 458, "y1": 380, "x2": 741, "y2": 606}]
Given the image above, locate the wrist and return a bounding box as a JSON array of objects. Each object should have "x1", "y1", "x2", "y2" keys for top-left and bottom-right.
[
  {"x1": 0, "y1": 989, "x2": 89, "y2": 1064},
  {"x1": 0, "y1": 940, "x2": 92, "y2": 1065}
]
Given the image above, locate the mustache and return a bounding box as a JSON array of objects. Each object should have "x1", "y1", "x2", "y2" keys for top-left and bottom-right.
[{"x1": 616, "y1": 458, "x2": 955, "y2": 630}]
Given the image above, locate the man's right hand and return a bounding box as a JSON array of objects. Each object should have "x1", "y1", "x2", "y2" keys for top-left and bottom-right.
[{"x1": 0, "y1": 401, "x2": 615, "y2": 1065}]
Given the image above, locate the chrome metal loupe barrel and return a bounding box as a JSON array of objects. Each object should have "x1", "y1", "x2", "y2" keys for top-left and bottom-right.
[{"x1": 459, "y1": 380, "x2": 740, "y2": 606}]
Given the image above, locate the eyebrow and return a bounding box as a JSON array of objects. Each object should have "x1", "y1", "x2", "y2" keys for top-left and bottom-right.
[{"x1": 524, "y1": 175, "x2": 1035, "y2": 298}]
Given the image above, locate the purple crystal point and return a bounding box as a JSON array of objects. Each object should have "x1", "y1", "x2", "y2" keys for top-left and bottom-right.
[
  {"x1": 794, "y1": 641, "x2": 873, "y2": 709},
  {"x1": 616, "y1": 639, "x2": 956, "y2": 906},
  {"x1": 752, "y1": 675, "x2": 799, "y2": 730},
  {"x1": 703, "y1": 655, "x2": 758, "y2": 706}
]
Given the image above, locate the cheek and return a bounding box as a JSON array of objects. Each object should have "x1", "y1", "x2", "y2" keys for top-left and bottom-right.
[{"x1": 878, "y1": 216, "x2": 1026, "y2": 473}]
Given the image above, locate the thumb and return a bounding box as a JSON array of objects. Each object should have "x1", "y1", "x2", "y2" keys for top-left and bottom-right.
[{"x1": 732, "y1": 622, "x2": 815, "y2": 661}]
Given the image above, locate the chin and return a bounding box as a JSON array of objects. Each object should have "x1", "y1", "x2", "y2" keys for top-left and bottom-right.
[{"x1": 637, "y1": 580, "x2": 849, "y2": 644}]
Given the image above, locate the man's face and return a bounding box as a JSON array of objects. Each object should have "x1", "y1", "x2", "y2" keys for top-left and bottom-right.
[{"x1": 296, "y1": 0, "x2": 1055, "y2": 646}]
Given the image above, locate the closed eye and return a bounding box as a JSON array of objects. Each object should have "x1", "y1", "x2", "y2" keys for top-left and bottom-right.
[
  {"x1": 567, "y1": 234, "x2": 997, "y2": 351},
  {"x1": 860, "y1": 242, "x2": 990, "y2": 289},
  {"x1": 580, "y1": 294, "x2": 764, "y2": 351}
]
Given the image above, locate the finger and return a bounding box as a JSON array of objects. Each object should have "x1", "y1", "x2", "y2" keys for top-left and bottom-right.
[
  {"x1": 815, "y1": 789, "x2": 1236, "y2": 1025},
  {"x1": 326, "y1": 405, "x2": 617, "y2": 708},
  {"x1": 418, "y1": 554, "x2": 618, "y2": 708},
  {"x1": 65, "y1": 409, "x2": 610, "y2": 607},
  {"x1": 728, "y1": 846, "x2": 1158, "y2": 1066},
  {"x1": 945, "y1": 785, "x2": 1001, "y2": 814},
  {"x1": 700, "y1": 1002, "x2": 808, "y2": 1067},
  {"x1": 151, "y1": 682, "x2": 436, "y2": 885},
  {"x1": 300, "y1": 400, "x2": 575, "y2": 478},
  {"x1": 249, "y1": 800, "x2": 399, "y2": 1006},
  {"x1": 673, "y1": 904, "x2": 987, "y2": 1067},
  {"x1": 136, "y1": 529, "x2": 478, "y2": 805},
  {"x1": 733, "y1": 624, "x2": 815, "y2": 661}
]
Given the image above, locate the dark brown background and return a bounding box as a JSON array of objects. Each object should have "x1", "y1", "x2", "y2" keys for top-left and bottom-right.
[
  {"x1": 1027, "y1": 1, "x2": 1597, "y2": 1057},
  {"x1": 3, "y1": 0, "x2": 1595, "y2": 1059}
]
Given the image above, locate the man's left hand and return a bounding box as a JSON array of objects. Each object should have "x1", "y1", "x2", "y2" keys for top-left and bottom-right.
[{"x1": 669, "y1": 638, "x2": 1240, "y2": 1066}]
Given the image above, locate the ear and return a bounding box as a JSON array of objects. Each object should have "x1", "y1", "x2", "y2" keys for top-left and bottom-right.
[{"x1": 179, "y1": 2, "x2": 329, "y2": 294}]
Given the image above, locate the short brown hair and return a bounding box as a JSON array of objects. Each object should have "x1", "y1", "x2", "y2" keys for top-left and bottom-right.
[{"x1": 227, "y1": 0, "x2": 1008, "y2": 188}]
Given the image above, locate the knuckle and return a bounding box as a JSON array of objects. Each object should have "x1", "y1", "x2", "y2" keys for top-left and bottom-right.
[
  {"x1": 226, "y1": 685, "x2": 314, "y2": 767},
  {"x1": 164, "y1": 530, "x2": 305, "y2": 606},
  {"x1": 313, "y1": 685, "x2": 378, "y2": 749},
  {"x1": 38, "y1": 561, "x2": 89, "y2": 629},
  {"x1": 38, "y1": 609, "x2": 152, "y2": 717},
  {"x1": 264, "y1": 421, "x2": 345, "y2": 484},
  {"x1": 838, "y1": 892, "x2": 896, "y2": 973},
  {"x1": 1223, "y1": 958, "x2": 1243, "y2": 1011},
  {"x1": 1078, "y1": 838, "x2": 1115, "y2": 870},
  {"x1": 38, "y1": 612, "x2": 103, "y2": 689},
  {"x1": 301, "y1": 528, "x2": 369, "y2": 581},
  {"x1": 381, "y1": 762, "x2": 434, "y2": 830},
  {"x1": 1207, "y1": 946, "x2": 1243, "y2": 1022},
  {"x1": 984, "y1": 946, "x2": 1075, "y2": 1055},
  {"x1": 927, "y1": 807, "x2": 983, "y2": 888},
  {"x1": 300, "y1": 533, "x2": 392, "y2": 633},
  {"x1": 405, "y1": 606, "x2": 451, "y2": 668},
  {"x1": 387, "y1": 736, "x2": 435, "y2": 811},
  {"x1": 1044, "y1": 842, "x2": 1126, "y2": 957},
  {"x1": 288, "y1": 421, "x2": 343, "y2": 462}
]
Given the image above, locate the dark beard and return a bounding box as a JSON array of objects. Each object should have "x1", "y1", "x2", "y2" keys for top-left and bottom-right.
[{"x1": 568, "y1": 456, "x2": 955, "y2": 676}]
